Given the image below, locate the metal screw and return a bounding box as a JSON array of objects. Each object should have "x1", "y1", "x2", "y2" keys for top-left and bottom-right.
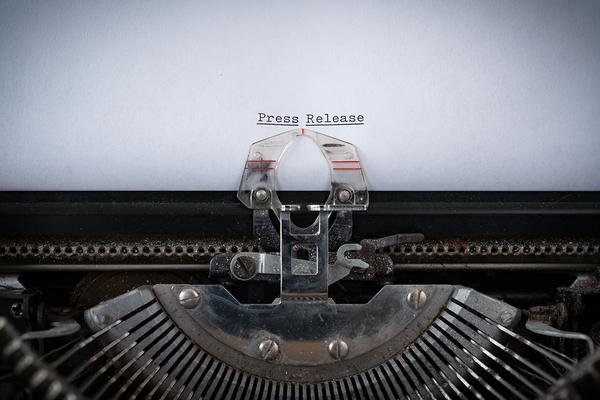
[
  {"x1": 254, "y1": 188, "x2": 269, "y2": 202},
  {"x1": 328, "y1": 339, "x2": 349, "y2": 360},
  {"x1": 407, "y1": 288, "x2": 427, "y2": 309},
  {"x1": 11, "y1": 303, "x2": 23, "y2": 319},
  {"x1": 337, "y1": 189, "x2": 351, "y2": 203},
  {"x1": 258, "y1": 339, "x2": 279, "y2": 360},
  {"x1": 231, "y1": 256, "x2": 258, "y2": 280},
  {"x1": 501, "y1": 312, "x2": 514, "y2": 324},
  {"x1": 179, "y1": 288, "x2": 200, "y2": 309}
]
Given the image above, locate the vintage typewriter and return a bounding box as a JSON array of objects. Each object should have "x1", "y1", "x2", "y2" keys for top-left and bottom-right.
[{"x1": 0, "y1": 130, "x2": 599, "y2": 400}]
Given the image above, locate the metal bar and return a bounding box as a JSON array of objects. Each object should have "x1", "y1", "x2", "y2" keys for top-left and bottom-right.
[
  {"x1": 0, "y1": 264, "x2": 210, "y2": 272},
  {"x1": 1, "y1": 191, "x2": 599, "y2": 237},
  {"x1": 525, "y1": 321, "x2": 596, "y2": 356},
  {"x1": 2, "y1": 262, "x2": 595, "y2": 273},
  {"x1": 394, "y1": 263, "x2": 598, "y2": 271}
]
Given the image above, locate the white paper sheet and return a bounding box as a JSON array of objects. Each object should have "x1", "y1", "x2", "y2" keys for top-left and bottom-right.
[{"x1": 1, "y1": 1, "x2": 599, "y2": 191}]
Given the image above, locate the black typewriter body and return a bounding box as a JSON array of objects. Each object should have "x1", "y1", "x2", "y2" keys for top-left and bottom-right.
[{"x1": 1, "y1": 187, "x2": 599, "y2": 400}]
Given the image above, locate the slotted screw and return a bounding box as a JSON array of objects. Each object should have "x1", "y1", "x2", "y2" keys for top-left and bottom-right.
[
  {"x1": 231, "y1": 256, "x2": 258, "y2": 281},
  {"x1": 258, "y1": 339, "x2": 279, "y2": 360},
  {"x1": 407, "y1": 288, "x2": 427, "y2": 309},
  {"x1": 328, "y1": 339, "x2": 349, "y2": 360},
  {"x1": 231, "y1": 255, "x2": 258, "y2": 281},
  {"x1": 179, "y1": 288, "x2": 200, "y2": 309}
]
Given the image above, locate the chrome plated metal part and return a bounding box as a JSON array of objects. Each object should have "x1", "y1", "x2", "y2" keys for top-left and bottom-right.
[
  {"x1": 155, "y1": 284, "x2": 451, "y2": 370},
  {"x1": 279, "y1": 211, "x2": 330, "y2": 299},
  {"x1": 178, "y1": 288, "x2": 200, "y2": 309},
  {"x1": 229, "y1": 244, "x2": 367, "y2": 286},
  {"x1": 237, "y1": 131, "x2": 371, "y2": 300},
  {"x1": 21, "y1": 319, "x2": 81, "y2": 340},
  {"x1": 257, "y1": 339, "x2": 279, "y2": 361},
  {"x1": 406, "y1": 288, "x2": 427, "y2": 309},
  {"x1": 327, "y1": 339, "x2": 349, "y2": 360},
  {"x1": 526, "y1": 320, "x2": 596, "y2": 355}
]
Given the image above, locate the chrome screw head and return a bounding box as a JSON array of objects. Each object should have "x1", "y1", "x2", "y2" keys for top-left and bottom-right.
[
  {"x1": 407, "y1": 288, "x2": 427, "y2": 309},
  {"x1": 328, "y1": 339, "x2": 349, "y2": 360},
  {"x1": 254, "y1": 188, "x2": 269, "y2": 202},
  {"x1": 337, "y1": 189, "x2": 351, "y2": 203},
  {"x1": 258, "y1": 339, "x2": 279, "y2": 360},
  {"x1": 179, "y1": 288, "x2": 200, "y2": 309}
]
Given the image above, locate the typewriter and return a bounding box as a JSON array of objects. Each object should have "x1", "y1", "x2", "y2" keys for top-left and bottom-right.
[{"x1": 0, "y1": 130, "x2": 599, "y2": 400}]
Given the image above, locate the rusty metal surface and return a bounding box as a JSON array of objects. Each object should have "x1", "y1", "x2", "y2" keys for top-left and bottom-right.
[
  {"x1": 0, "y1": 236, "x2": 259, "y2": 264},
  {"x1": 384, "y1": 236, "x2": 600, "y2": 264},
  {"x1": 1, "y1": 236, "x2": 598, "y2": 265},
  {"x1": 68, "y1": 271, "x2": 205, "y2": 312}
]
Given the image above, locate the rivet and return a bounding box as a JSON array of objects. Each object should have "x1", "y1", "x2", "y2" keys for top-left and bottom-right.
[
  {"x1": 337, "y1": 189, "x2": 351, "y2": 203},
  {"x1": 253, "y1": 151, "x2": 262, "y2": 158},
  {"x1": 254, "y1": 189, "x2": 269, "y2": 202},
  {"x1": 344, "y1": 152, "x2": 353, "y2": 159},
  {"x1": 407, "y1": 288, "x2": 427, "y2": 309},
  {"x1": 258, "y1": 339, "x2": 279, "y2": 360},
  {"x1": 328, "y1": 339, "x2": 349, "y2": 360},
  {"x1": 179, "y1": 288, "x2": 200, "y2": 309}
]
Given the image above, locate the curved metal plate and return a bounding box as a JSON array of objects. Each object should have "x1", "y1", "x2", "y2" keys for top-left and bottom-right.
[
  {"x1": 152, "y1": 284, "x2": 453, "y2": 381},
  {"x1": 158, "y1": 284, "x2": 452, "y2": 367},
  {"x1": 79, "y1": 284, "x2": 573, "y2": 400}
]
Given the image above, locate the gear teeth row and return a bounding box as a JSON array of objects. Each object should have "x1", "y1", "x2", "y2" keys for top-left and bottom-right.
[{"x1": 1, "y1": 238, "x2": 598, "y2": 264}]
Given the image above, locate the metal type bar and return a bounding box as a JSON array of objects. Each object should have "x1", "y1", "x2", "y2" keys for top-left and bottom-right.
[
  {"x1": 438, "y1": 314, "x2": 547, "y2": 397},
  {"x1": 111, "y1": 358, "x2": 152, "y2": 400},
  {"x1": 445, "y1": 302, "x2": 563, "y2": 382},
  {"x1": 430, "y1": 323, "x2": 529, "y2": 400},
  {"x1": 422, "y1": 334, "x2": 508, "y2": 400},
  {"x1": 480, "y1": 313, "x2": 576, "y2": 371},
  {"x1": 165, "y1": 346, "x2": 203, "y2": 400}
]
